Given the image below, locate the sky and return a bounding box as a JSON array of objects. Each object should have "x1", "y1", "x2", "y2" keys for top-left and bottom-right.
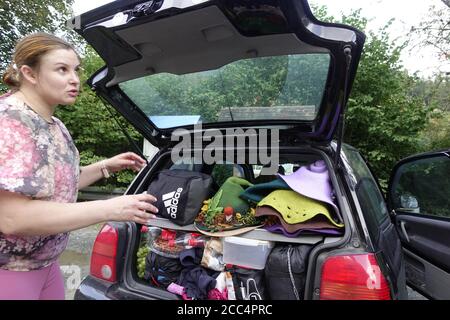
[{"x1": 72, "y1": 0, "x2": 448, "y2": 77}]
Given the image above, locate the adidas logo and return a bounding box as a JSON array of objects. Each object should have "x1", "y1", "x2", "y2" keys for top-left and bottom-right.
[{"x1": 162, "y1": 188, "x2": 183, "y2": 219}]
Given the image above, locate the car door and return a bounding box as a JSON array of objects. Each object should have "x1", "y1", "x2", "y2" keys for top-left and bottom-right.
[{"x1": 387, "y1": 149, "x2": 450, "y2": 299}]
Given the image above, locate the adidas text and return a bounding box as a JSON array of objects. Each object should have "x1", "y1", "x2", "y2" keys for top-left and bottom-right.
[{"x1": 162, "y1": 188, "x2": 183, "y2": 219}]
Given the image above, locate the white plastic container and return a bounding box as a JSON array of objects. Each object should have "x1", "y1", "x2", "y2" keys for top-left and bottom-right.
[{"x1": 223, "y1": 237, "x2": 274, "y2": 270}]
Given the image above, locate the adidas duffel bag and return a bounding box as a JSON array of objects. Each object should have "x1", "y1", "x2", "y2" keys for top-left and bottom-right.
[{"x1": 147, "y1": 169, "x2": 213, "y2": 226}]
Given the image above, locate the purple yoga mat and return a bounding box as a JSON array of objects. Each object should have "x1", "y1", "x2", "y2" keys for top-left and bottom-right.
[{"x1": 264, "y1": 223, "x2": 343, "y2": 237}]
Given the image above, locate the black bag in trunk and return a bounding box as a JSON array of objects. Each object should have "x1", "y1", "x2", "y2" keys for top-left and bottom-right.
[
  {"x1": 147, "y1": 169, "x2": 213, "y2": 226},
  {"x1": 144, "y1": 251, "x2": 182, "y2": 288},
  {"x1": 264, "y1": 244, "x2": 312, "y2": 300},
  {"x1": 228, "y1": 266, "x2": 266, "y2": 300}
]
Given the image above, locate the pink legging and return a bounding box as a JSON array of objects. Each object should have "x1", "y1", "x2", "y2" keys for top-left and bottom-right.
[{"x1": 0, "y1": 261, "x2": 65, "y2": 300}]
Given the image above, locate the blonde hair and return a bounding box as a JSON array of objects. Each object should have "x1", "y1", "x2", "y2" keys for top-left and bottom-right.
[{"x1": 2, "y1": 32, "x2": 79, "y2": 90}]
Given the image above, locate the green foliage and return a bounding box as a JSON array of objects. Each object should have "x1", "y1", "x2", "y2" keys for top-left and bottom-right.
[
  {"x1": 418, "y1": 110, "x2": 450, "y2": 151},
  {"x1": 345, "y1": 94, "x2": 428, "y2": 184},
  {"x1": 136, "y1": 245, "x2": 149, "y2": 279},
  {"x1": 308, "y1": 3, "x2": 336, "y2": 22},
  {"x1": 412, "y1": 74, "x2": 450, "y2": 113},
  {"x1": 337, "y1": 10, "x2": 430, "y2": 184},
  {"x1": 205, "y1": 190, "x2": 224, "y2": 225},
  {"x1": 413, "y1": 74, "x2": 450, "y2": 152},
  {"x1": 0, "y1": 0, "x2": 78, "y2": 72},
  {"x1": 211, "y1": 164, "x2": 234, "y2": 188},
  {"x1": 308, "y1": 6, "x2": 436, "y2": 185},
  {"x1": 120, "y1": 53, "x2": 329, "y2": 123}
]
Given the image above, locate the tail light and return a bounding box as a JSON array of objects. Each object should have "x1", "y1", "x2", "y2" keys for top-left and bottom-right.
[
  {"x1": 320, "y1": 253, "x2": 391, "y2": 300},
  {"x1": 90, "y1": 224, "x2": 118, "y2": 282}
]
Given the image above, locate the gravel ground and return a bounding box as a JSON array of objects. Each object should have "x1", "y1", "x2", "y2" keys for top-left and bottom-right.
[{"x1": 59, "y1": 224, "x2": 102, "y2": 300}]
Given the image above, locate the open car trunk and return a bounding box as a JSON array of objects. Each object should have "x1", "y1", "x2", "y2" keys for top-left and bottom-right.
[
  {"x1": 72, "y1": 0, "x2": 366, "y2": 299},
  {"x1": 124, "y1": 146, "x2": 348, "y2": 300}
]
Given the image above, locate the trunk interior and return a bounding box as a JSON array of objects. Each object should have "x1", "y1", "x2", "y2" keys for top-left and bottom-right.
[{"x1": 125, "y1": 146, "x2": 346, "y2": 300}]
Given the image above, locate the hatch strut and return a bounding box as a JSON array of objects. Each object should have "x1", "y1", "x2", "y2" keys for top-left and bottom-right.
[
  {"x1": 334, "y1": 46, "x2": 353, "y2": 168},
  {"x1": 99, "y1": 98, "x2": 148, "y2": 163}
]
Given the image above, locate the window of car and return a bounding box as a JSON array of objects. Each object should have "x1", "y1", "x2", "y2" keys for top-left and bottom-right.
[
  {"x1": 342, "y1": 145, "x2": 390, "y2": 241},
  {"x1": 119, "y1": 53, "x2": 330, "y2": 128},
  {"x1": 169, "y1": 158, "x2": 203, "y2": 172},
  {"x1": 391, "y1": 155, "x2": 450, "y2": 219},
  {"x1": 171, "y1": 158, "x2": 245, "y2": 188},
  {"x1": 211, "y1": 163, "x2": 237, "y2": 187},
  {"x1": 355, "y1": 177, "x2": 390, "y2": 239}
]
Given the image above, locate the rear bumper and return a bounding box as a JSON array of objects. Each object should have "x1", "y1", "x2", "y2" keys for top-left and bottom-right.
[
  {"x1": 75, "y1": 275, "x2": 170, "y2": 300},
  {"x1": 74, "y1": 276, "x2": 113, "y2": 300}
]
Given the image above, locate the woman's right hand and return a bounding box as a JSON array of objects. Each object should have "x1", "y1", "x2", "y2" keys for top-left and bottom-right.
[{"x1": 104, "y1": 193, "x2": 159, "y2": 224}]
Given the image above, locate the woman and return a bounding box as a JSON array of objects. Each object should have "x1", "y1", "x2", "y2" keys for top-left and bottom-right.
[{"x1": 0, "y1": 33, "x2": 158, "y2": 299}]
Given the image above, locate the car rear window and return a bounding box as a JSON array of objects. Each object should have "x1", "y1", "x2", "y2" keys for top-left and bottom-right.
[{"x1": 119, "y1": 53, "x2": 330, "y2": 128}]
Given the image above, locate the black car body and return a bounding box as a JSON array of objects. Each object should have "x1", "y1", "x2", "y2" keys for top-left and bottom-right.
[{"x1": 71, "y1": 0, "x2": 450, "y2": 300}]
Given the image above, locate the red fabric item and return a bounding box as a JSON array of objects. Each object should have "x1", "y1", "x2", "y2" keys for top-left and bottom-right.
[
  {"x1": 182, "y1": 292, "x2": 193, "y2": 300},
  {"x1": 208, "y1": 288, "x2": 228, "y2": 300}
]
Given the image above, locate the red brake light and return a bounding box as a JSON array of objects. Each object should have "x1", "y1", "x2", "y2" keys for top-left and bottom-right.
[
  {"x1": 90, "y1": 224, "x2": 118, "y2": 282},
  {"x1": 320, "y1": 253, "x2": 391, "y2": 300}
]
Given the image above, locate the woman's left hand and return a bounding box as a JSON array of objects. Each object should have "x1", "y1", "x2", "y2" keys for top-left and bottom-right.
[{"x1": 104, "y1": 152, "x2": 147, "y2": 173}]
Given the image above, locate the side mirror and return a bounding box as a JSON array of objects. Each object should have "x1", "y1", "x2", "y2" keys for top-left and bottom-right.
[
  {"x1": 388, "y1": 150, "x2": 450, "y2": 217},
  {"x1": 398, "y1": 194, "x2": 420, "y2": 214}
]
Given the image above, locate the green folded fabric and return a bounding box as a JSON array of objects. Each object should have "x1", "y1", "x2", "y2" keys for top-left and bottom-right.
[
  {"x1": 257, "y1": 190, "x2": 344, "y2": 227},
  {"x1": 214, "y1": 176, "x2": 254, "y2": 214},
  {"x1": 239, "y1": 178, "x2": 290, "y2": 204}
]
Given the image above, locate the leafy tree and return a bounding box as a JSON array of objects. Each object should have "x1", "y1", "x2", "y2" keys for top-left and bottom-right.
[
  {"x1": 418, "y1": 110, "x2": 450, "y2": 151},
  {"x1": 345, "y1": 16, "x2": 429, "y2": 187},
  {"x1": 410, "y1": 70, "x2": 449, "y2": 152},
  {"x1": 120, "y1": 53, "x2": 329, "y2": 123},
  {"x1": 412, "y1": 75, "x2": 450, "y2": 112},
  {"x1": 409, "y1": 0, "x2": 449, "y2": 71},
  {"x1": 407, "y1": 1, "x2": 450, "y2": 162},
  {"x1": 0, "y1": 0, "x2": 77, "y2": 73},
  {"x1": 311, "y1": 6, "x2": 430, "y2": 187}
]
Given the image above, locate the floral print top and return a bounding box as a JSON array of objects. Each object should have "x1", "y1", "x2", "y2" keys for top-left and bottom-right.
[{"x1": 0, "y1": 94, "x2": 80, "y2": 271}]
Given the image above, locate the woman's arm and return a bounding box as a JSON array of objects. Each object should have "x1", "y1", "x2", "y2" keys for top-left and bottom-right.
[
  {"x1": 78, "y1": 152, "x2": 147, "y2": 190},
  {"x1": 78, "y1": 161, "x2": 106, "y2": 190},
  {"x1": 0, "y1": 190, "x2": 158, "y2": 237}
]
